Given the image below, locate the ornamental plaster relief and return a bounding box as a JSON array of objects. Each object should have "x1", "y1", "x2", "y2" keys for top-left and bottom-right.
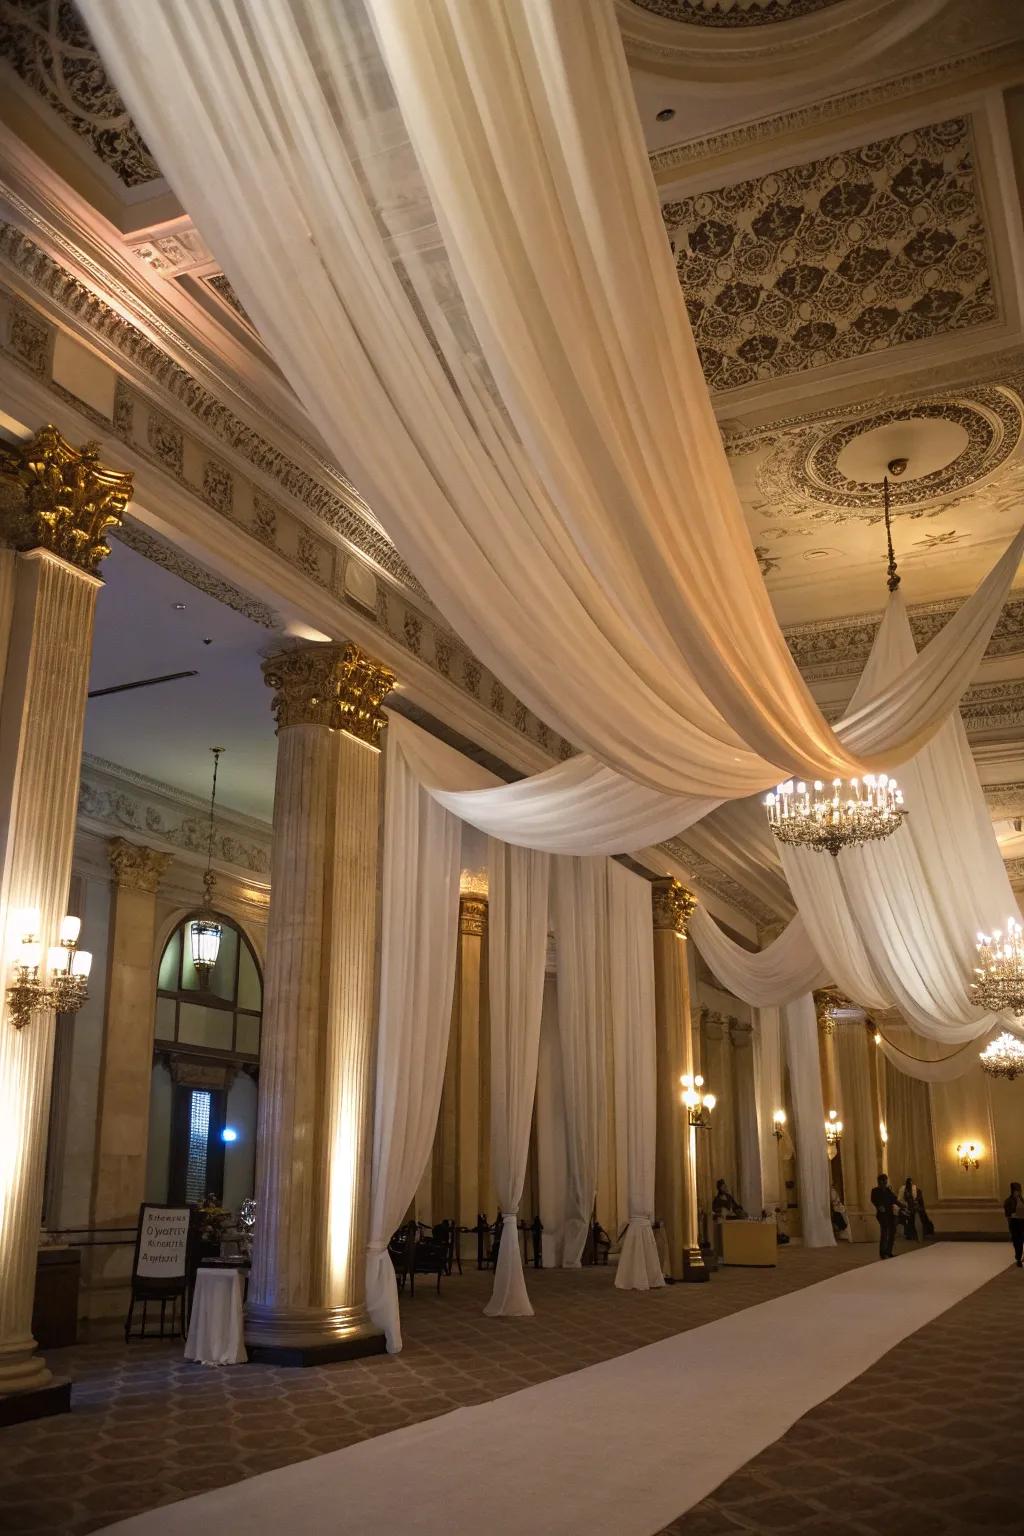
[
  {"x1": 77, "y1": 755, "x2": 273, "y2": 880},
  {"x1": 0, "y1": 270, "x2": 577, "y2": 765}
]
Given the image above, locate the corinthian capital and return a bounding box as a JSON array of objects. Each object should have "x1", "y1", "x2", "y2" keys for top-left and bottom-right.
[
  {"x1": 108, "y1": 838, "x2": 172, "y2": 893},
  {"x1": 262, "y1": 642, "x2": 396, "y2": 744},
  {"x1": 651, "y1": 876, "x2": 697, "y2": 936},
  {"x1": 0, "y1": 425, "x2": 132, "y2": 571}
]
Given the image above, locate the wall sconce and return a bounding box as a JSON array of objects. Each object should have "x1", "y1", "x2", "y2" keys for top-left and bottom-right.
[
  {"x1": 7, "y1": 909, "x2": 92, "y2": 1029},
  {"x1": 772, "y1": 1108, "x2": 787, "y2": 1140},
  {"x1": 879, "y1": 1120, "x2": 889, "y2": 1146},
  {"x1": 956, "y1": 1141, "x2": 981, "y2": 1171},
  {"x1": 680, "y1": 1073, "x2": 716, "y2": 1129},
  {"x1": 824, "y1": 1108, "x2": 843, "y2": 1148}
]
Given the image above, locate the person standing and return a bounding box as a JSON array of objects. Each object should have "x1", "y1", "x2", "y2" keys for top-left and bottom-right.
[
  {"x1": 1004, "y1": 1182, "x2": 1024, "y2": 1266},
  {"x1": 871, "y1": 1172, "x2": 900, "y2": 1259}
]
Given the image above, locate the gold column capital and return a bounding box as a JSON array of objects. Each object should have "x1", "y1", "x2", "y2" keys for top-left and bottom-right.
[
  {"x1": 459, "y1": 893, "x2": 488, "y2": 937},
  {"x1": 262, "y1": 641, "x2": 396, "y2": 744},
  {"x1": 0, "y1": 425, "x2": 132, "y2": 571},
  {"x1": 108, "y1": 838, "x2": 172, "y2": 894},
  {"x1": 814, "y1": 986, "x2": 853, "y2": 1036},
  {"x1": 651, "y1": 876, "x2": 697, "y2": 936}
]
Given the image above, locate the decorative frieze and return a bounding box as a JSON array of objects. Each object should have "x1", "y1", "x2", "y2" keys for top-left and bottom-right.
[
  {"x1": 651, "y1": 875, "x2": 697, "y2": 936},
  {"x1": 262, "y1": 642, "x2": 396, "y2": 746},
  {"x1": 0, "y1": 424, "x2": 132, "y2": 570},
  {"x1": 107, "y1": 838, "x2": 172, "y2": 894},
  {"x1": 79, "y1": 756, "x2": 272, "y2": 878}
]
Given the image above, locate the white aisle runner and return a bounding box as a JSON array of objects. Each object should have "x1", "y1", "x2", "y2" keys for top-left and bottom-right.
[{"x1": 104, "y1": 1246, "x2": 1006, "y2": 1536}]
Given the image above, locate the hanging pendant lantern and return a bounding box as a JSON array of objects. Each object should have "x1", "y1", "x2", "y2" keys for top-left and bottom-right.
[{"x1": 190, "y1": 748, "x2": 224, "y2": 988}]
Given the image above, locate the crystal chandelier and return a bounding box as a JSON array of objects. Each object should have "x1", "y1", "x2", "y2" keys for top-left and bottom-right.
[
  {"x1": 190, "y1": 747, "x2": 224, "y2": 988},
  {"x1": 979, "y1": 1031, "x2": 1024, "y2": 1080},
  {"x1": 766, "y1": 775, "x2": 905, "y2": 857},
  {"x1": 972, "y1": 918, "x2": 1024, "y2": 1017},
  {"x1": 6, "y1": 909, "x2": 92, "y2": 1029},
  {"x1": 764, "y1": 462, "x2": 909, "y2": 858}
]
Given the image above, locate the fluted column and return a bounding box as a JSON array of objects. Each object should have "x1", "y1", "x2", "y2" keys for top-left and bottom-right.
[
  {"x1": 0, "y1": 429, "x2": 130, "y2": 1417},
  {"x1": 434, "y1": 886, "x2": 487, "y2": 1252},
  {"x1": 246, "y1": 641, "x2": 395, "y2": 1363},
  {"x1": 651, "y1": 878, "x2": 701, "y2": 1281},
  {"x1": 731, "y1": 1018, "x2": 762, "y2": 1215},
  {"x1": 84, "y1": 841, "x2": 172, "y2": 1324}
]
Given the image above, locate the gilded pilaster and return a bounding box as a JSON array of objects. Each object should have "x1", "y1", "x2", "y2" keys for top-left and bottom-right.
[{"x1": 651, "y1": 877, "x2": 699, "y2": 1280}]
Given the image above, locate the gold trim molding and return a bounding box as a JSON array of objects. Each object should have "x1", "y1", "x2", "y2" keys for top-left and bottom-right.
[
  {"x1": 108, "y1": 837, "x2": 172, "y2": 894},
  {"x1": 651, "y1": 876, "x2": 697, "y2": 935},
  {"x1": 0, "y1": 424, "x2": 132, "y2": 571},
  {"x1": 459, "y1": 894, "x2": 488, "y2": 938},
  {"x1": 262, "y1": 642, "x2": 397, "y2": 745}
]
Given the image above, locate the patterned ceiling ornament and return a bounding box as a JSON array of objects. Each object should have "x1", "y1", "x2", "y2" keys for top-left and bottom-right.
[
  {"x1": 662, "y1": 117, "x2": 996, "y2": 392},
  {"x1": 755, "y1": 388, "x2": 1023, "y2": 523},
  {"x1": 632, "y1": 0, "x2": 846, "y2": 25},
  {"x1": 0, "y1": 0, "x2": 160, "y2": 187}
]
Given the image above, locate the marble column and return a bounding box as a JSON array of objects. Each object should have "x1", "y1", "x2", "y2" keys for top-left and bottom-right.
[
  {"x1": 246, "y1": 641, "x2": 395, "y2": 1363},
  {"x1": 454, "y1": 889, "x2": 487, "y2": 1248},
  {"x1": 651, "y1": 878, "x2": 700, "y2": 1281},
  {"x1": 83, "y1": 840, "x2": 171, "y2": 1323},
  {"x1": 731, "y1": 1018, "x2": 762, "y2": 1216},
  {"x1": 0, "y1": 427, "x2": 131, "y2": 1417}
]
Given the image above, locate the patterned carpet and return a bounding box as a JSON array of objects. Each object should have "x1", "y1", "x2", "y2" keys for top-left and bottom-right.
[
  {"x1": 0, "y1": 1240, "x2": 1011, "y2": 1535},
  {"x1": 658, "y1": 1252, "x2": 1023, "y2": 1536}
]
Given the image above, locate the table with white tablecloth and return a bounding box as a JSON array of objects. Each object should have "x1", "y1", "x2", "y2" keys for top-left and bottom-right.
[{"x1": 184, "y1": 1268, "x2": 247, "y2": 1366}]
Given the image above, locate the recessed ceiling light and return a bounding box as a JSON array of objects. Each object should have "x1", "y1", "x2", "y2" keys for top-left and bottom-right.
[
  {"x1": 656, "y1": 108, "x2": 675, "y2": 123},
  {"x1": 172, "y1": 602, "x2": 186, "y2": 610},
  {"x1": 803, "y1": 549, "x2": 833, "y2": 561}
]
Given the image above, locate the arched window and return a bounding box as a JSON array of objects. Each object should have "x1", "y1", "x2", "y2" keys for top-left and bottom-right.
[{"x1": 147, "y1": 915, "x2": 262, "y2": 1210}]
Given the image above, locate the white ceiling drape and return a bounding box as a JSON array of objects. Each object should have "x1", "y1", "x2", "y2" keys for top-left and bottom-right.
[
  {"x1": 81, "y1": 0, "x2": 1024, "y2": 819},
  {"x1": 692, "y1": 594, "x2": 1023, "y2": 1044}
]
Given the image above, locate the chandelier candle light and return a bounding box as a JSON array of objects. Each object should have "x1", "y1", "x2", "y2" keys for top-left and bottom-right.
[
  {"x1": 190, "y1": 747, "x2": 224, "y2": 989},
  {"x1": 825, "y1": 1108, "x2": 844, "y2": 1148},
  {"x1": 972, "y1": 918, "x2": 1024, "y2": 1017},
  {"x1": 979, "y1": 1031, "x2": 1024, "y2": 1080},
  {"x1": 6, "y1": 908, "x2": 92, "y2": 1028},
  {"x1": 766, "y1": 775, "x2": 905, "y2": 857}
]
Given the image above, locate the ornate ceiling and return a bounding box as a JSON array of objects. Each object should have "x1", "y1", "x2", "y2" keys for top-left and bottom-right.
[{"x1": 632, "y1": 0, "x2": 847, "y2": 24}]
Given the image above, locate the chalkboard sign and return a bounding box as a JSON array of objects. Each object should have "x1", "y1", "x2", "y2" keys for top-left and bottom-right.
[
  {"x1": 135, "y1": 1205, "x2": 190, "y2": 1280},
  {"x1": 125, "y1": 1202, "x2": 197, "y2": 1342}
]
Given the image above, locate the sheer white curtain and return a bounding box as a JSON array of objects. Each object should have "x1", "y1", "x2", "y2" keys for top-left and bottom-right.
[
  {"x1": 83, "y1": 0, "x2": 1023, "y2": 821},
  {"x1": 875, "y1": 1027, "x2": 995, "y2": 1082},
  {"x1": 366, "y1": 727, "x2": 462, "y2": 1352},
  {"x1": 485, "y1": 839, "x2": 550, "y2": 1317},
  {"x1": 782, "y1": 996, "x2": 835, "y2": 1248},
  {"x1": 754, "y1": 1007, "x2": 785, "y2": 1210},
  {"x1": 689, "y1": 907, "x2": 827, "y2": 1006},
  {"x1": 608, "y1": 862, "x2": 664, "y2": 1291},
  {"x1": 553, "y1": 858, "x2": 607, "y2": 1266},
  {"x1": 833, "y1": 1022, "x2": 878, "y2": 1214}
]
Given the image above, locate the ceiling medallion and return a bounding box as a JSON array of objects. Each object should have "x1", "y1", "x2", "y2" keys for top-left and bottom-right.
[
  {"x1": 632, "y1": 0, "x2": 847, "y2": 27},
  {"x1": 755, "y1": 388, "x2": 1023, "y2": 523}
]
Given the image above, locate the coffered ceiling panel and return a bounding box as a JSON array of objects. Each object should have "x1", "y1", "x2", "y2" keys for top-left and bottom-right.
[{"x1": 662, "y1": 117, "x2": 996, "y2": 393}]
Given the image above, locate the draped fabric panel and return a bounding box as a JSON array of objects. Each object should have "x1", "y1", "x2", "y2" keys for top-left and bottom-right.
[
  {"x1": 485, "y1": 840, "x2": 550, "y2": 1316},
  {"x1": 782, "y1": 997, "x2": 835, "y2": 1249},
  {"x1": 833, "y1": 1023, "x2": 878, "y2": 1214},
  {"x1": 366, "y1": 727, "x2": 462, "y2": 1352},
  {"x1": 689, "y1": 908, "x2": 828, "y2": 1006},
  {"x1": 754, "y1": 1007, "x2": 785, "y2": 1210},
  {"x1": 552, "y1": 859, "x2": 608, "y2": 1266},
  {"x1": 83, "y1": 0, "x2": 1023, "y2": 824},
  {"x1": 884, "y1": 1048, "x2": 939, "y2": 1206},
  {"x1": 608, "y1": 862, "x2": 664, "y2": 1291},
  {"x1": 875, "y1": 1029, "x2": 994, "y2": 1083}
]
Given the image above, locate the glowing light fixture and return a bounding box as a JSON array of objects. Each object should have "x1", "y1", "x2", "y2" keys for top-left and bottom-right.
[
  {"x1": 956, "y1": 1141, "x2": 981, "y2": 1171},
  {"x1": 190, "y1": 747, "x2": 224, "y2": 989},
  {"x1": 6, "y1": 907, "x2": 92, "y2": 1028},
  {"x1": 978, "y1": 1030, "x2": 1024, "y2": 1080},
  {"x1": 772, "y1": 1108, "x2": 787, "y2": 1140},
  {"x1": 824, "y1": 1108, "x2": 844, "y2": 1147},
  {"x1": 680, "y1": 1073, "x2": 715, "y2": 1129},
  {"x1": 972, "y1": 918, "x2": 1024, "y2": 1017}
]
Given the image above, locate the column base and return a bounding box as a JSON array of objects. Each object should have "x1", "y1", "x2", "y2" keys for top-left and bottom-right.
[
  {"x1": 244, "y1": 1302, "x2": 385, "y2": 1367},
  {"x1": 0, "y1": 1378, "x2": 71, "y2": 1428},
  {"x1": 682, "y1": 1246, "x2": 711, "y2": 1283}
]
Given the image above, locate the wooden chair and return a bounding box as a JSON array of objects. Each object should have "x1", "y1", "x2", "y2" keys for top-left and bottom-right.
[{"x1": 388, "y1": 1219, "x2": 417, "y2": 1294}]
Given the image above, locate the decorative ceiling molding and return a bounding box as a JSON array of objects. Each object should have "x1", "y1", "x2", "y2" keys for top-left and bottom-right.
[
  {"x1": 77, "y1": 754, "x2": 272, "y2": 879},
  {"x1": 662, "y1": 116, "x2": 996, "y2": 393},
  {"x1": 632, "y1": 0, "x2": 845, "y2": 26},
  {"x1": 661, "y1": 834, "x2": 782, "y2": 928},
  {"x1": 983, "y1": 782, "x2": 1024, "y2": 820},
  {"x1": 784, "y1": 594, "x2": 1024, "y2": 681},
  {"x1": 112, "y1": 518, "x2": 279, "y2": 630},
  {"x1": 0, "y1": 0, "x2": 159, "y2": 188},
  {"x1": 647, "y1": 38, "x2": 1024, "y2": 172},
  {"x1": 0, "y1": 278, "x2": 578, "y2": 767}
]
